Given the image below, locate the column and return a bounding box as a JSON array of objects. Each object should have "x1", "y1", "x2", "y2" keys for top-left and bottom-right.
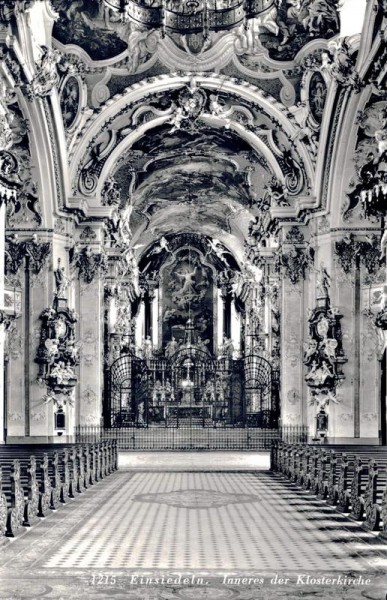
[
  {"x1": 230, "y1": 299, "x2": 241, "y2": 357},
  {"x1": 0, "y1": 203, "x2": 5, "y2": 443},
  {"x1": 78, "y1": 276, "x2": 103, "y2": 427},
  {"x1": 135, "y1": 300, "x2": 145, "y2": 349},
  {"x1": 28, "y1": 236, "x2": 53, "y2": 441},
  {"x1": 151, "y1": 289, "x2": 159, "y2": 349},
  {"x1": 281, "y1": 278, "x2": 304, "y2": 427},
  {"x1": 223, "y1": 294, "x2": 231, "y2": 338},
  {"x1": 217, "y1": 288, "x2": 224, "y2": 353}
]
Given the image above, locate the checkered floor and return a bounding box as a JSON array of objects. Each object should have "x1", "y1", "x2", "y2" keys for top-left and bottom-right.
[{"x1": 43, "y1": 472, "x2": 381, "y2": 571}]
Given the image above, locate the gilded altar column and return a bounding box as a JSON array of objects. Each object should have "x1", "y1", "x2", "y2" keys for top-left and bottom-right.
[
  {"x1": 230, "y1": 299, "x2": 241, "y2": 357},
  {"x1": 135, "y1": 300, "x2": 146, "y2": 350},
  {"x1": 151, "y1": 288, "x2": 159, "y2": 349},
  {"x1": 216, "y1": 288, "x2": 224, "y2": 355}
]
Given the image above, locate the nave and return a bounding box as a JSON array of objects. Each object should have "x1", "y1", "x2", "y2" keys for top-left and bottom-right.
[{"x1": 1, "y1": 453, "x2": 387, "y2": 600}]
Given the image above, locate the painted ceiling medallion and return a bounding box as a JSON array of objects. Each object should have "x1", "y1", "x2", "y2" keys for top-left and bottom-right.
[{"x1": 133, "y1": 488, "x2": 262, "y2": 508}]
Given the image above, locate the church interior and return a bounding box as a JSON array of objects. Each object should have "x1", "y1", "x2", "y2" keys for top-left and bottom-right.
[{"x1": 1, "y1": 0, "x2": 387, "y2": 598}]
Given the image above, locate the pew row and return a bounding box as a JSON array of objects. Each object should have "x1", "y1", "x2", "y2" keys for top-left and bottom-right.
[
  {"x1": 271, "y1": 442, "x2": 387, "y2": 534},
  {"x1": 0, "y1": 440, "x2": 117, "y2": 538}
]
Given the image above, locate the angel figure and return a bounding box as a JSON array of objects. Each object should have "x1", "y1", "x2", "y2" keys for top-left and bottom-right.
[
  {"x1": 264, "y1": 177, "x2": 289, "y2": 207},
  {"x1": 209, "y1": 95, "x2": 231, "y2": 128},
  {"x1": 51, "y1": 362, "x2": 65, "y2": 384},
  {"x1": 323, "y1": 40, "x2": 361, "y2": 91},
  {"x1": 175, "y1": 265, "x2": 198, "y2": 297},
  {"x1": 117, "y1": 201, "x2": 133, "y2": 243},
  {"x1": 169, "y1": 106, "x2": 187, "y2": 133},
  {"x1": 152, "y1": 236, "x2": 172, "y2": 254},
  {"x1": 321, "y1": 338, "x2": 338, "y2": 366},
  {"x1": 45, "y1": 338, "x2": 60, "y2": 360},
  {"x1": 206, "y1": 238, "x2": 229, "y2": 265},
  {"x1": 303, "y1": 339, "x2": 318, "y2": 363},
  {"x1": 43, "y1": 389, "x2": 57, "y2": 404},
  {"x1": 318, "y1": 389, "x2": 339, "y2": 406}
]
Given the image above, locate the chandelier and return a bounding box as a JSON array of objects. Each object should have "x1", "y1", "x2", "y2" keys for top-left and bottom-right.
[{"x1": 103, "y1": 0, "x2": 271, "y2": 35}]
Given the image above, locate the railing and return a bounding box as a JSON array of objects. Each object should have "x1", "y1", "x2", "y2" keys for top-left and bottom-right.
[{"x1": 75, "y1": 425, "x2": 308, "y2": 450}]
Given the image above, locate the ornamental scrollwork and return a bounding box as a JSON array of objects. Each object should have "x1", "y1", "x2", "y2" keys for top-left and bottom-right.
[
  {"x1": 71, "y1": 245, "x2": 108, "y2": 284},
  {"x1": 275, "y1": 231, "x2": 313, "y2": 285},
  {"x1": 26, "y1": 46, "x2": 61, "y2": 100},
  {"x1": 375, "y1": 306, "x2": 387, "y2": 331},
  {"x1": 24, "y1": 235, "x2": 51, "y2": 274},
  {"x1": 101, "y1": 175, "x2": 121, "y2": 206},
  {"x1": 5, "y1": 234, "x2": 25, "y2": 274},
  {"x1": 79, "y1": 226, "x2": 97, "y2": 243},
  {"x1": 36, "y1": 297, "x2": 79, "y2": 402},
  {"x1": 335, "y1": 234, "x2": 382, "y2": 274},
  {"x1": 321, "y1": 39, "x2": 361, "y2": 92}
]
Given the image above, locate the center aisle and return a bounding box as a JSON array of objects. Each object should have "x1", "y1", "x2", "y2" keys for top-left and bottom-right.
[{"x1": 0, "y1": 467, "x2": 386, "y2": 599}]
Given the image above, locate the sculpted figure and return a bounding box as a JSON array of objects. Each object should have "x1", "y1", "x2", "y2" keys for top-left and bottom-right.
[
  {"x1": 54, "y1": 258, "x2": 71, "y2": 297},
  {"x1": 165, "y1": 337, "x2": 179, "y2": 358}
]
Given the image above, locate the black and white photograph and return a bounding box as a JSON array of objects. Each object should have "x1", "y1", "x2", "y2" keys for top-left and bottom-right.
[{"x1": 0, "y1": 0, "x2": 386, "y2": 598}]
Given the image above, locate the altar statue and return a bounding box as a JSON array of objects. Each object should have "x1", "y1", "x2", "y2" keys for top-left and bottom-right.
[
  {"x1": 137, "y1": 400, "x2": 145, "y2": 425},
  {"x1": 142, "y1": 336, "x2": 153, "y2": 361},
  {"x1": 197, "y1": 336, "x2": 210, "y2": 354},
  {"x1": 165, "y1": 336, "x2": 179, "y2": 358},
  {"x1": 205, "y1": 380, "x2": 216, "y2": 403},
  {"x1": 152, "y1": 380, "x2": 162, "y2": 405},
  {"x1": 215, "y1": 379, "x2": 224, "y2": 402},
  {"x1": 222, "y1": 336, "x2": 234, "y2": 359},
  {"x1": 165, "y1": 379, "x2": 175, "y2": 402}
]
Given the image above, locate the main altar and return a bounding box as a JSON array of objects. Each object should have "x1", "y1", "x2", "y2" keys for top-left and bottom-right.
[{"x1": 104, "y1": 234, "x2": 279, "y2": 428}]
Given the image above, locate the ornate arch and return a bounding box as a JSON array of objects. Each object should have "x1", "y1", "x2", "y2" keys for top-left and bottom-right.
[{"x1": 68, "y1": 74, "x2": 315, "y2": 209}]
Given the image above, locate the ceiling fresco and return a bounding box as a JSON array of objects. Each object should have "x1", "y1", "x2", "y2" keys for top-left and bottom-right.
[
  {"x1": 51, "y1": 0, "x2": 340, "y2": 63},
  {"x1": 51, "y1": 0, "x2": 129, "y2": 60},
  {"x1": 52, "y1": 0, "x2": 334, "y2": 280},
  {"x1": 130, "y1": 126, "x2": 256, "y2": 158},
  {"x1": 110, "y1": 122, "x2": 273, "y2": 251}
]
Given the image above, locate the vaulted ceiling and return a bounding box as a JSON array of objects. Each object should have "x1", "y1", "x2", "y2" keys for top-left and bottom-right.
[{"x1": 52, "y1": 0, "x2": 342, "y2": 267}]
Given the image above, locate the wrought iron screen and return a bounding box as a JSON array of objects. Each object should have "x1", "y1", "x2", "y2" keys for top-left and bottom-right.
[
  {"x1": 244, "y1": 354, "x2": 277, "y2": 427},
  {"x1": 106, "y1": 350, "x2": 279, "y2": 429}
]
